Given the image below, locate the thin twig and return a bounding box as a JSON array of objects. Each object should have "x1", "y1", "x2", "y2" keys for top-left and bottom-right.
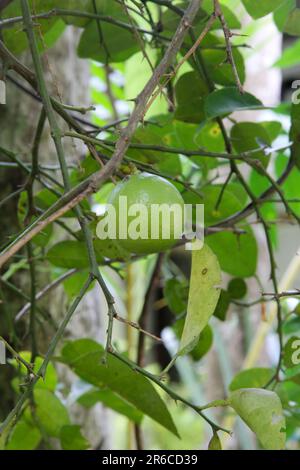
[
  {"x1": 214, "y1": 0, "x2": 244, "y2": 94},
  {"x1": 14, "y1": 269, "x2": 78, "y2": 322},
  {"x1": 262, "y1": 290, "x2": 300, "y2": 299}
]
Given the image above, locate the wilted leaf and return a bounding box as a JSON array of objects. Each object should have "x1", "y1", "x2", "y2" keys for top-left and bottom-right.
[{"x1": 178, "y1": 244, "x2": 221, "y2": 355}]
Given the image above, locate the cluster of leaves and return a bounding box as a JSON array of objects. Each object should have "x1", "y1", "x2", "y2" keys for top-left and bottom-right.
[{"x1": 1, "y1": 0, "x2": 300, "y2": 451}]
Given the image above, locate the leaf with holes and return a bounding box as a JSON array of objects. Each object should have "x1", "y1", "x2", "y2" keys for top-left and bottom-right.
[{"x1": 229, "y1": 388, "x2": 286, "y2": 450}]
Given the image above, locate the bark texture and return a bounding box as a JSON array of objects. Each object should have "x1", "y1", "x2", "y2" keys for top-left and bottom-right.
[{"x1": 0, "y1": 27, "x2": 109, "y2": 448}]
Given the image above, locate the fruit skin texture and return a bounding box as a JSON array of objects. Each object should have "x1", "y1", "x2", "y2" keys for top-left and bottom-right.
[{"x1": 108, "y1": 172, "x2": 184, "y2": 254}]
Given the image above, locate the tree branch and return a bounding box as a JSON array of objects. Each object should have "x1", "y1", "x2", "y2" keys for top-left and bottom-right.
[{"x1": 0, "y1": 0, "x2": 202, "y2": 268}]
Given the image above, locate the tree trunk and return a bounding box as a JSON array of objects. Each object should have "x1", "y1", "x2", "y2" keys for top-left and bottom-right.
[{"x1": 0, "y1": 27, "x2": 110, "y2": 448}]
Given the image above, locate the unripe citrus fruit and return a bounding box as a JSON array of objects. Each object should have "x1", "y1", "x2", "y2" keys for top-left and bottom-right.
[{"x1": 106, "y1": 172, "x2": 184, "y2": 254}]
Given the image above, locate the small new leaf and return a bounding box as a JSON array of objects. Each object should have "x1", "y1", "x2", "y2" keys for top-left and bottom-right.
[{"x1": 208, "y1": 432, "x2": 222, "y2": 450}]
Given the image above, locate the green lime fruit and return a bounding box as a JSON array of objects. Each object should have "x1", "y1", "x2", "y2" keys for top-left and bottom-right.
[{"x1": 104, "y1": 172, "x2": 184, "y2": 254}]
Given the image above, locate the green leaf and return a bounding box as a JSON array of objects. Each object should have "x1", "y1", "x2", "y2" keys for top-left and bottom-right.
[
  {"x1": 126, "y1": 124, "x2": 182, "y2": 177},
  {"x1": 60, "y1": 425, "x2": 90, "y2": 450},
  {"x1": 173, "y1": 319, "x2": 213, "y2": 361},
  {"x1": 6, "y1": 419, "x2": 41, "y2": 450},
  {"x1": 273, "y1": 0, "x2": 295, "y2": 31},
  {"x1": 124, "y1": 51, "x2": 168, "y2": 119},
  {"x1": 283, "y1": 7, "x2": 300, "y2": 35},
  {"x1": 175, "y1": 72, "x2": 209, "y2": 123},
  {"x1": 283, "y1": 316, "x2": 300, "y2": 335},
  {"x1": 284, "y1": 364, "x2": 300, "y2": 385},
  {"x1": 190, "y1": 121, "x2": 226, "y2": 173},
  {"x1": 248, "y1": 169, "x2": 278, "y2": 247},
  {"x1": 229, "y1": 388, "x2": 286, "y2": 450},
  {"x1": 190, "y1": 325, "x2": 213, "y2": 361},
  {"x1": 231, "y1": 122, "x2": 272, "y2": 168},
  {"x1": 34, "y1": 188, "x2": 90, "y2": 217},
  {"x1": 213, "y1": 289, "x2": 231, "y2": 321},
  {"x1": 178, "y1": 244, "x2": 221, "y2": 355},
  {"x1": 93, "y1": 238, "x2": 130, "y2": 261},
  {"x1": 290, "y1": 103, "x2": 300, "y2": 169},
  {"x1": 10, "y1": 353, "x2": 57, "y2": 392},
  {"x1": 242, "y1": 0, "x2": 285, "y2": 18},
  {"x1": 163, "y1": 1, "x2": 241, "y2": 34},
  {"x1": 226, "y1": 182, "x2": 248, "y2": 206},
  {"x1": 275, "y1": 154, "x2": 300, "y2": 216},
  {"x1": 283, "y1": 336, "x2": 300, "y2": 368},
  {"x1": 77, "y1": 8, "x2": 139, "y2": 63},
  {"x1": 206, "y1": 226, "x2": 258, "y2": 278},
  {"x1": 47, "y1": 240, "x2": 104, "y2": 268},
  {"x1": 2, "y1": 1, "x2": 65, "y2": 54},
  {"x1": 183, "y1": 185, "x2": 242, "y2": 226},
  {"x1": 272, "y1": 0, "x2": 300, "y2": 35},
  {"x1": 34, "y1": 389, "x2": 70, "y2": 437},
  {"x1": 205, "y1": 88, "x2": 263, "y2": 119},
  {"x1": 70, "y1": 154, "x2": 101, "y2": 185},
  {"x1": 260, "y1": 121, "x2": 283, "y2": 141},
  {"x1": 285, "y1": 408, "x2": 300, "y2": 438},
  {"x1": 274, "y1": 38, "x2": 300, "y2": 68},
  {"x1": 17, "y1": 192, "x2": 53, "y2": 247},
  {"x1": 229, "y1": 368, "x2": 274, "y2": 391},
  {"x1": 59, "y1": 0, "x2": 93, "y2": 27},
  {"x1": 164, "y1": 278, "x2": 188, "y2": 315},
  {"x1": 228, "y1": 278, "x2": 247, "y2": 299},
  {"x1": 61, "y1": 339, "x2": 178, "y2": 436},
  {"x1": 200, "y1": 42, "x2": 245, "y2": 87},
  {"x1": 202, "y1": 0, "x2": 241, "y2": 29},
  {"x1": 277, "y1": 380, "x2": 300, "y2": 407},
  {"x1": 62, "y1": 269, "x2": 93, "y2": 299},
  {"x1": 195, "y1": 121, "x2": 225, "y2": 152},
  {"x1": 78, "y1": 388, "x2": 143, "y2": 424}
]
